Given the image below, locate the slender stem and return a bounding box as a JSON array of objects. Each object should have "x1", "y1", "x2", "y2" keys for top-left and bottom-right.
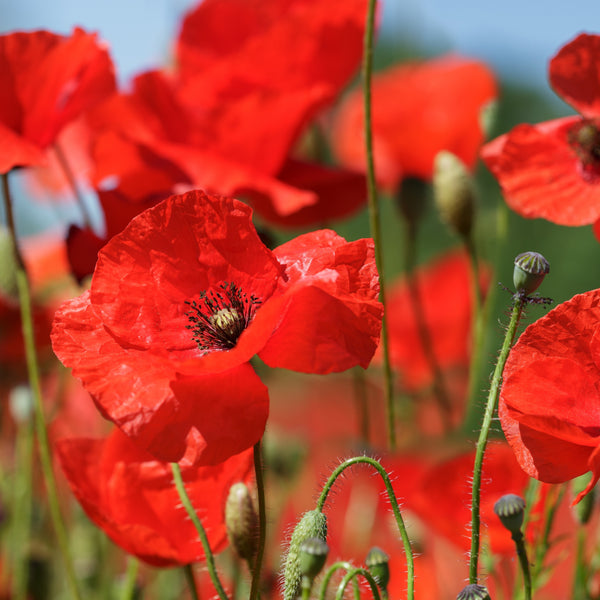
[
  {"x1": 183, "y1": 564, "x2": 200, "y2": 600},
  {"x1": 249, "y1": 441, "x2": 266, "y2": 600},
  {"x1": 469, "y1": 295, "x2": 525, "y2": 584},
  {"x1": 2, "y1": 172, "x2": 83, "y2": 600},
  {"x1": 170, "y1": 463, "x2": 229, "y2": 600},
  {"x1": 119, "y1": 558, "x2": 140, "y2": 600},
  {"x1": 53, "y1": 142, "x2": 93, "y2": 228},
  {"x1": 362, "y1": 0, "x2": 395, "y2": 450},
  {"x1": 335, "y1": 568, "x2": 381, "y2": 600},
  {"x1": 316, "y1": 457, "x2": 414, "y2": 600},
  {"x1": 403, "y1": 221, "x2": 452, "y2": 429},
  {"x1": 319, "y1": 562, "x2": 354, "y2": 600},
  {"x1": 512, "y1": 532, "x2": 532, "y2": 600}
]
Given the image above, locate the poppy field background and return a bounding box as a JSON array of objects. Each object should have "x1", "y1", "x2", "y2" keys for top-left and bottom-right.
[{"x1": 1, "y1": 1, "x2": 600, "y2": 600}]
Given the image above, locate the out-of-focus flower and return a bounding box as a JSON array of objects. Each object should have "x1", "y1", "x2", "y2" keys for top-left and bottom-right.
[
  {"x1": 52, "y1": 190, "x2": 382, "y2": 465},
  {"x1": 499, "y1": 288, "x2": 600, "y2": 504},
  {"x1": 56, "y1": 429, "x2": 253, "y2": 567},
  {"x1": 331, "y1": 56, "x2": 497, "y2": 191},
  {"x1": 481, "y1": 33, "x2": 600, "y2": 235},
  {"x1": 0, "y1": 28, "x2": 115, "y2": 174}
]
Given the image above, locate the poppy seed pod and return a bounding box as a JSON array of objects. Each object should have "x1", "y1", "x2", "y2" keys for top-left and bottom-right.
[
  {"x1": 513, "y1": 251, "x2": 549, "y2": 296},
  {"x1": 365, "y1": 547, "x2": 390, "y2": 591},
  {"x1": 494, "y1": 494, "x2": 525, "y2": 537},
  {"x1": 433, "y1": 150, "x2": 476, "y2": 238},
  {"x1": 299, "y1": 537, "x2": 329, "y2": 580},
  {"x1": 456, "y1": 583, "x2": 492, "y2": 600}
]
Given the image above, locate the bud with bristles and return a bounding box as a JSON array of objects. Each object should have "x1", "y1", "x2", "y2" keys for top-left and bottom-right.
[
  {"x1": 433, "y1": 150, "x2": 476, "y2": 239},
  {"x1": 282, "y1": 510, "x2": 327, "y2": 600},
  {"x1": 513, "y1": 252, "x2": 549, "y2": 296},
  {"x1": 225, "y1": 482, "x2": 258, "y2": 562}
]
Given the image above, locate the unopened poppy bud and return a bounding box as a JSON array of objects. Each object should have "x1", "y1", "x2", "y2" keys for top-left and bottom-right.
[
  {"x1": 433, "y1": 150, "x2": 476, "y2": 239},
  {"x1": 225, "y1": 482, "x2": 258, "y2": 562},
  {"x1": 283, "y1": 510, "x2": 327, "y2": 600},
  {"x1": 0, "y1": 227, "x2": 18, "y2": 299},
  {"x1": 494, "y1": 494, "x2": 525, "y2": 537},
  {"x1": 572, "y1": 473, "x2": 596, "y2": 525},
  {"x1": 365, "y1": 546, "x2": 390, "y2": 591},
  {"x1": 456, "y1": 583, "x2": 492, "y2": 600},
  {"x1": 513, "y1": 251, "x2": 549, "y2": 296},
  {"x1": 299, "y1": 537, "x2": 329, "y2": 580}
]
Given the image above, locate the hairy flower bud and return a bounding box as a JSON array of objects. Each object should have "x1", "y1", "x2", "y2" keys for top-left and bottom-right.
[
  {"x1": 225, "y1": 482, "x2": 258, "y2": 562},
  {"x1": 365, "y1": 546, "x2": 390, "y2": 591},
  {"x1": 433, "y1": 150, "x2": 476, "y2": 238},
  {"x1": 282, "y1": 510, "x2": 327, "y2": 600},
  {"x1": 513, "y1": 251, "x2": 549, "y2": 296}
]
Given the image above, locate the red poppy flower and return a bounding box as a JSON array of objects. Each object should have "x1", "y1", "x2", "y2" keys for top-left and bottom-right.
[
  {"x1": 56, "y1": 429, "x2": 254, "y2": 567},
  {"x1": 0, "y1": 28, "x2": 115, "y2": 174},
  {"x1": 382, "y1": 250, "x2": 489, "y2": 390},
  {"x1": 481, "y1": 33, "x2": 600, "y2": 231},
  {"x1": 330, "y1": 56, "x2": 497, "y2": 190},
  {"x1": 499, "y1": 288, "x2": 600, "y2": 504},
  {"x1": 51, "y1": 190, "x2": 382, "y2": 464}
]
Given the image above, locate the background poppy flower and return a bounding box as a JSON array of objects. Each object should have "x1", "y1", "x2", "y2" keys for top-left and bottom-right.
[
  {"x1": 0, "y1": 28, "x2": 115, "y2": 174},
  {"x1": 330, "y1": 55, "x2": 497, "y2": 191},
  {"x1": 481, "y1": 33, "x2": 600, "y2": 231},
  {"x1": 56, "y1": 429, "x2": 254, "y2": 567},
  {"x1": 51, "y1": 190, "x2": 382, "y2": 464},
  {"x1": 499, "y1": 288, "x2": 600, "y2": 504}
]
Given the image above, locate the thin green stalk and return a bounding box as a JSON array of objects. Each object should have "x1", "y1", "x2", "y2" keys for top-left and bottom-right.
[
  {"x1": 316, "y1": 457, "x2": 413, "y2": 600},
  {"x1": 249, "y1": 441, "x2": 267, "y2": 600},
  {"x1": 362, "y1": 0, "x2": 395, "y2": 450},
  {"x1": 469, "y1": 295, "x2": 525, "y2": 584},
  {"x1": 512, "y1": 531, "x2": 532, "y2": 600},
  {"x1": 54, "y1": 142, "x2": 93, "y2": 228},
  {"x1": 319, "y1": 562, "x2": 354, "y2": 600},
  {"x1": 170, "y1": 462, "x2": 229, "y2": 600},
  {"x1": 2, "y1": 172, "x2": 83, "y2": 600},
  {"x1": 335, "y1": 568, "x2": 381, "y2": 600},
  {"x1": 119, "y1": 558, "x2": 140, "y2": 600},
  {"x1": 183, "y1": 564, "x2": 200, "y2": 600}
]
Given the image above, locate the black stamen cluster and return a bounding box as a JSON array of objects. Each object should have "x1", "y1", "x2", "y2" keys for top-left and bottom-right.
[{"x1": 185, "y1": 282, "x2": 262, "y2": 352}]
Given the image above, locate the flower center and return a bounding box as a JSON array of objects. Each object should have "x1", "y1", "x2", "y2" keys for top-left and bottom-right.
[
  {"x1": 568, "y1": 118, "x2": 600, "y2": 180},
  {"x1": 185, "y1": 282, "x2": 262, "y2": 352}
]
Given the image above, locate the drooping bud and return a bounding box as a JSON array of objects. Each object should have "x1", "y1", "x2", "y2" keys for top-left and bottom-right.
[
  {"x1": 513, "y1": 252, "x2": 549, "y2": 296},
  {"x1": 456, "y1": 583, "x2": 492, "y2": 600},
  {"x1": 225, "y1": 482, "x2": 258, "y2": 562},
  {"x1": 433, "y1": 151, "x2": 476, "y2": 239},
  {"x1": 494, "y1": 494, "x2": 525, "y2": 537},
  {"x1": 283, "y1": 510, "x2": 327, "y2": 600},
  {"x1": 299, "y1": 537, "x2": 329, "y2": 580},
  {"x1": 365, "y1": 547, "x2": 390, "y2": 592},
  {"x1": 572, "y1": 473, "x2": 596, "y2": 525}
]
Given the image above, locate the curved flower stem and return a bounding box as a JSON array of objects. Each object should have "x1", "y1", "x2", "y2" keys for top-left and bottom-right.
[
  {"x1": 119, "y1": 558, "x2": 140, "y2": 600},
  {"x1": 319, "y1": 562, "x2": 354, "y2": 600},
  {"x1": 2, "y1": 172, "x2": 83, "y2": 600},
  {"x1": 362, "y1": 0, "x2": 395, "y2": 450},
  {"x1": 249, "y1": 441, "x2": 267, "y2": 600},
  {"x1": 316, "y1": 457, "x2": 413, "y2": 600},
  {"x1": 54, "y1": 142, "x2": 94, "y2": 229},
  {"x1": 170, "y1": 463, "x2": 229, "y2": 600},
  {"x1": 335, "y1": 568, "x2": 381, "y2": 600},
  {"x1": 469, "y1": 295, "x2": 525, "y2": 584},
  {"x1": 403, "y1": 221, "x2": 452, "y2": 430},
  {"x1": 183, "y1": 564, "x2": 200, "y2": 600}
]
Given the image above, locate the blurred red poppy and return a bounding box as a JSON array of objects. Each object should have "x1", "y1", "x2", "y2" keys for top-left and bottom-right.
[
  {"x1": 57, "y1": 429, "x2": 253, "y2": 567},
  {"x1": 0, "y1": 28, "x2": 115, "y2": 174},
  {"x1": 330, "y1": 56, "x2": 497, "y2": 190},
  {"x1": 499, "y1": 288, "x2": 600, "y2": 504},
  {"x1": 52, "y1": 190, "x2": 382, "y2": 464},
  {"x1": 481, "y1": 34, "x2": 600, "y2": 232}
]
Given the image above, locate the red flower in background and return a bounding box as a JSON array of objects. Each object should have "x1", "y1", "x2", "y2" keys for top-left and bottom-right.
[
  {"x1": 52, "y1": 190, "x2": 382, "y2": 465},
  {"x1": 330, "y1": 56, "x2": 497, "y2": 190},
  {"x1": 499, "y1": 288, "x2": 600, "y2": 504},
  {"x1": 481, "y1": 34, "x2": 600, "y2": 235},
  {"x1": 57, "y1": 429, "x2": 253, "y2": 567},
  {"x1": 0, "y1": 28, "x2": 115, "y2": 174}
]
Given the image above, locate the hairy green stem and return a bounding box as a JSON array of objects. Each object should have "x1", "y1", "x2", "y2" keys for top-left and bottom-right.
[
  {"x1": 249, "y1": 441, "x2": 267, "y2": 600},
  {"x1": 170, "y1": 462, "x2": 229, "y2": 600},
  {"x1": 469, "y1": 295, "x2": 524, "y2": 583},
  {"x1": 316, "y1": 457, "x2": 413, "y2": 600},
  {"x1": 362, "y1": 0, "x2": 395, "y2": 450},
  {"x1": 512, "y1": 531, "x2": 532, "y2": 600},
  {"x1": 2, "y1": 172, "x2": 83, "y2": 600},
  {"x1": 335, "y1": 568, "x2": 381, "y2": 600}
]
